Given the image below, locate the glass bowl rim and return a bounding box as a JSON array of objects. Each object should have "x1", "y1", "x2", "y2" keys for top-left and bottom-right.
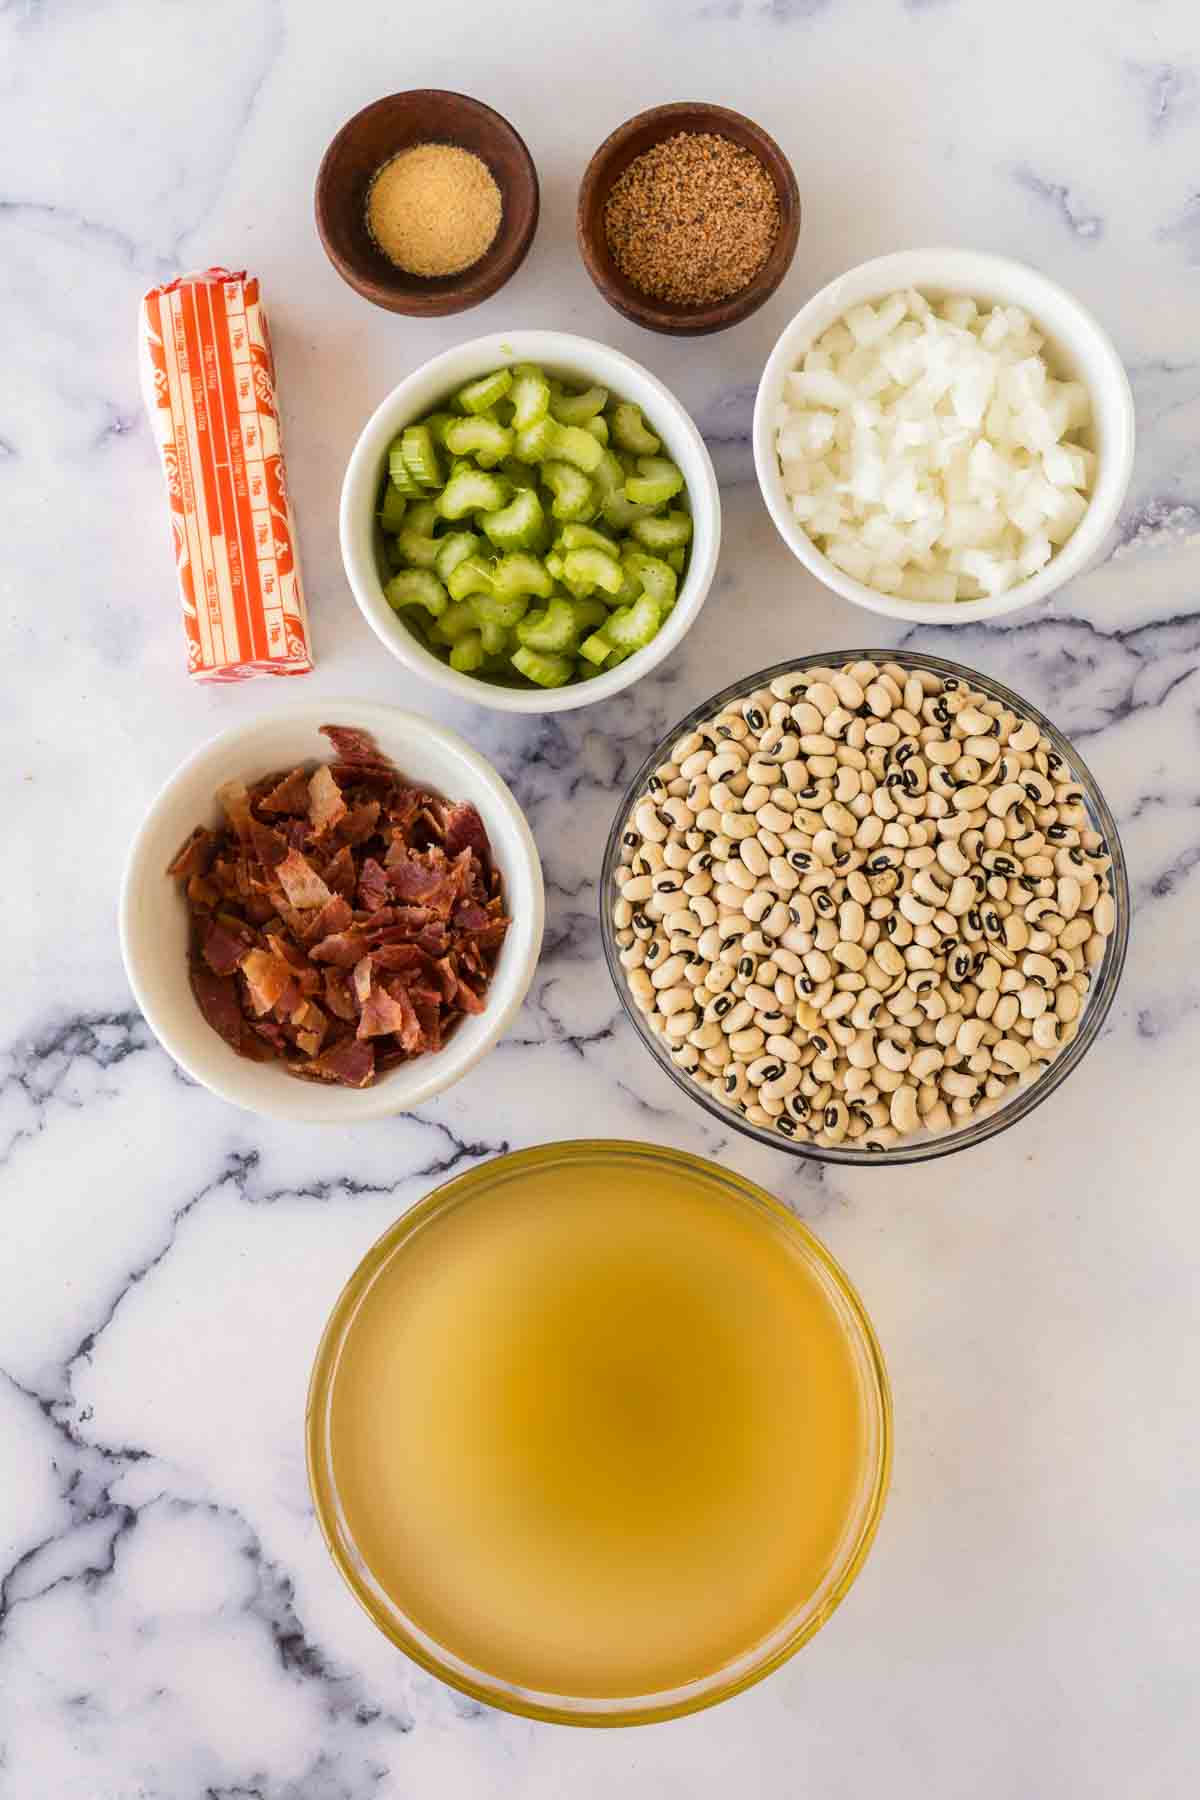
[
  {"x1": 599, "y1": 648, "x2": 1130, "y2": 1167},
  {"x1": 305, "y1": 1138, "x2": 892, "y2": 1725}
]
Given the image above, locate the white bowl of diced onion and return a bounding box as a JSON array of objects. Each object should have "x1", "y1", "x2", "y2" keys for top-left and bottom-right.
[{"x1": 753, "y1": 249, "x2": 1135, "y2": 624}]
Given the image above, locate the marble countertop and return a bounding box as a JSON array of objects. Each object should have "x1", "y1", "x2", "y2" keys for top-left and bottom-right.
[{"x1": 4, "y1": 0, "x2": 1199, "y2": 1793}]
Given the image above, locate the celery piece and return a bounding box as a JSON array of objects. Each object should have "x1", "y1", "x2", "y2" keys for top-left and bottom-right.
[
  {"x1": 544, "y1": 552, "x2": 565, "y2": 582},
  {"x1": 447, "y1": 557, "x2": 497, "y2": 602},
  {"x1": 625, "y1": 455, "x2": 684, "y2": 508},
  {"x1": 566, "y1": 597, "x2": 609, "y2": 634},
  {"x1": 456, "y1": 370, "x2": 513, "y2": 416},
  {"x1": 450, "y1": 631, "x2": 485, "y2": 673},
  {"x1": 622, "y1": 549, "x2": 677, "y2": 612},
  {"x1": 630, "y1": 509, "x2": 693, "y2": 551},
  {"x1": 479, "y1": 620, "x2": 512, "y2": 657},
  {"x1": 516, "y1": 598, "x2": 579, "y2": 653},
  {"x1": 513, "y1": 416, "x2": 558, "y2": 463},
  {"x1": 400, "y1": 423, "x2": 443, "y2": 489},
  {"x1": 442, "y1": 417, "x2": 515, "y2": 468},
  {"x1": 499, "y1": 456, "x2": 538, "y2": 490},
  {"x1": 579, "y1": 625, "x2": 615, "y2": 667},
  {"x1": 512, "y1": 647, "x2": 575, "y2": 688},
  {"x1": 386, "y1": 443, "x2": 423, "y2": 496},
  {"x1": 609, "y1": 402, "x2": 661, "y2": 457},
  {"x1": 560, "y1": 523, "x2": 618, "y2": 553},
  {"x1": 418, "y1": 411, "x2": 458, "y2": 448},
  {"x1": 406, "y1": 498, "x2": 439, "y2": 534},
  {"x1": 583, "y1": 415, "x2": 610, "y2": 445},
  {"x1": 471, "y1": 589, "x2": 530, "y2": 628},
  {"x1": 550, "y1": 383, "x2": 608, "y2": 426},
  {"x1": 385, "y1": 569, "x2": 448, "y2": 618},
  {"x1": 602, "y1": 489, "x2": 653, "y2": 532},
  {"x1": 434, "y1": 531, "x2": 482, "y2": 584},
  {"x1": 378, "y1": 480, "x2": 409, "y2": 533},
  {"x1": 605, "y1": 593, "x2": 661, "y2": 651},
  {"x1": 395, "y1": 525, "x2": 441, "y2": 571},
  {"x1": 562, "y1": 546, "x2": 624, "y2": 596},
  {"x1": 385, "y1": 536, "x2": 409, "y2": 572},
  {"x1": 493, "y1": 552, "x2": 554, "y2": 601},
  {"x1": 510, "y1": 363, "x2": 551, "y2": 430},
  {"x1": 550, "y1": 423, "x2": 603, "y2": 473},
  {"x1": 541, "y1": 462, "x2": 595, "y2": 522},
  {"x1": 666, "y1": 546, "x2": 687, "y2": 574},
  {"x1": 439, "y1": 468, "x2": 511, "y2": 520},
  {"x1": 433, "y1": 601, "x2": 479, "y2": 645},
  {"x1": 481, "y1": 487, "x2": 546, "y2": 552}
]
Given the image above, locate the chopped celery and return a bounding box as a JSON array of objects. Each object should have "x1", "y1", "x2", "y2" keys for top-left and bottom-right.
[
  {"x1": 605, "y1": 593, "x2": 661, "y2": 651},
  {"x1": 478, "y1": 620, "x2": 512, "y2": 656},
  {"x1": 583, "y1": 414, "x2": 609, "y2": 445},
  {"x1": 449, "y1": 631, "x2": 485, "y2": 673},
  {"x1": 447, "y1": 557, "x2": 497, "y2": 601},
  {"x1": 666, "y1": 546, "x2": 687, "y2": 574},
  {"x1": 400, "y1": 423, "x2": 443, "y2": 488},
  {"x1": 579, "y1": 624, "x2": 615, "y2": 667},
  {"x1": 550, "y1": 383, "x2": 608, "y2": 425},
  {"x1": 386, "y1": 444, "x2": 423, "y2": 496},
  {"x1": 385, "y1": 535, "x2": 409, "y2": 572},
  {"x1": 481, "y1": 487, "x2": 546, "y2": 551},
  {"x1": 510, "y1": 363, "x2": 551, "y2": 429},
  {"x1": 513, "y1": 417, "x2": 602, "y2": 472},
  {"x1": 433, "y1": 601, "x2": 479, "y2": 645},
  {"x1": 378, "y1": 480, "x2": 409, "y2": 532},
  {"x1": 625, "y1": 456, "x2": 684, "y2": 508},
  {"x1": 434, "y1": 531, "x2": 482, "y2": 583},
  {"x1": 541, "y1": 462, "x2": 595, "y2": 521},
  {"x1": 516, "y1": 598, "x2": 579, "y2": 653},
  {"x1": 395, "y1": 525, "x2": 441, "y2": 571},
  {"x1": 511, "y1": 647, "x2": 575, "y2": 688},
  {"x1": 562, "y1": 546, "x2": 624, "y2": 596},
  {"x1": 385, "y1": 569, "x2": 448, "y2": 618},
  {"x1": 493, "y1": 552, "x2": 554, "y2": 600},
  {"x1": 544, "y1": 552, "x2": 565, "y2": 582},
  {"x1": 499, "y1": 456, "x2": 538, "y2": 490},
  {"x1": 472, "y1": 589, "x2": 530, "y2": 627},
  {"x1": 443, "y1": 417, "x2": 514, "y2": 468},
  {"x1": 457, "y1": 369, "x2": 513, "y2": 415},
  {"x1": 566, "y1": 597, "x2": 608, "y2": 634},
  {"x1": 419, "y1": 411, "x2": 458, "y2": 448},
  {"x1": 630, "y1": 509, "x2": 693, "y2": 551},
  {"x1": 559, "y1": 523, "x2": 618, "y2": 553},
  {"x1": 623, "y1": 550, "x2": 677, "y2": 611},
  {"x1": 609, "y1": 402, "x2": 661, "y2": 456},
  {"x1": 439, "y1": 468, "x2": 511, "y2": 520}
]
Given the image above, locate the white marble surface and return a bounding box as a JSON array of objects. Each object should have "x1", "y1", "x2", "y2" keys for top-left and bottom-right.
[{"x1": 3, "y1": 0, "x2": 1199, "y2": 1793}]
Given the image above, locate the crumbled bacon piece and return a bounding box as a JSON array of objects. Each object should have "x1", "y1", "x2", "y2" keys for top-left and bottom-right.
[{"x1": 168, "y1": 725, "x2": 510, "y2": 1087}]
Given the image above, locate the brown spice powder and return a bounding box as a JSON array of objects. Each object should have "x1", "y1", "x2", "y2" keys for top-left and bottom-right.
[
  {"x1": 367, "y1": 143, "x2": 502, "y2": 279},
  {"x1": 604, "y1": 131, "x2": 780, "y2": 307}
]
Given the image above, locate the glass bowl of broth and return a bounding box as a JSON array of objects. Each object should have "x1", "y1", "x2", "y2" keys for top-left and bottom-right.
[{"x1": 306, "y1": 1140, "x2": 891, "y2": 1725}]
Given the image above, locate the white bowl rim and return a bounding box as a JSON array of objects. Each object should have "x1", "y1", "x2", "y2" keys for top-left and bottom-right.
[
  {"x1": 118, "y1": 697, "x2": 545, "y2": 1123},
  {"x1": 752, "y1": 247, "x2": 1136, "y2": 625},
  {"x1": 340, "y1": 328, "x2": 721, "y2": 713}
]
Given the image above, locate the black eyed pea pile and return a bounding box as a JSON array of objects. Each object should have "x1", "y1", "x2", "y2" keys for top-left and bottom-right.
[{"x1": 611, "y1": 659, "x2": 1117, "y2": 1151}]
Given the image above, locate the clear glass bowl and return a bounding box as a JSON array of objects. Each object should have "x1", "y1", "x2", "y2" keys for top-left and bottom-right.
[
  {"x1": 600, "y1": 650, "x2": 1129, "y2": 1167},
  {"x1": 306, "y1": 1140, "x2": 891, "y2": 1726}
]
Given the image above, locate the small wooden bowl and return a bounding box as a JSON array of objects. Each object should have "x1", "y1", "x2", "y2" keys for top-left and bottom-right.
[
  {"x1": 577, "y1": 102, "x2": 800, "y2": 337},
  {"x1": 315, "y1": 91, "x2": 539, "y2": 317}
]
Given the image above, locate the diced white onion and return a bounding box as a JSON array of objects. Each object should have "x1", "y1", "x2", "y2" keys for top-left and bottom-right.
[{"x1": 774, "y1": 290, "x2": 1094, "y2": 601}]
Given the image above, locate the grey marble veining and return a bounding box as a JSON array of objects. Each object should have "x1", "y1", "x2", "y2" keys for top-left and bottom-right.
[{"x1": 3, "y1": 1, "x2": 1199, "y2": 1795}]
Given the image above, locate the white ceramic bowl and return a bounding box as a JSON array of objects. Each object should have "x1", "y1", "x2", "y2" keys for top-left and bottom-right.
[
  {"x1": 340, "y1": 330, "x2": 721, "y2": 712},
  {"x1": 753, "y1": 249, "x2": 1135, "y2": 626},
  {"x1": 119, "y1": 700, "x2": 544, "y2": 1123}
]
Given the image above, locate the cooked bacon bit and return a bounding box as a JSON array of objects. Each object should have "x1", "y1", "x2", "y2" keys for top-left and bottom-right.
[
  {"x1": 259, "y1": 767, "x2": 312, "y2": 814},
  {"x1": 323, "y1": 966, "x2": 358, "y2": 1021},
  {"x1": 307, "y1": 1038, "x2": 376, "y2": 1087},
  {"x1": 358, "y1": 856, "x2": 390, "y2": 913},
  {"x1": 275, "y1": 848, "x2": 332, "y2": 910},
  {"x1": 308, "y1": 763, "x2": 348, "y2": 835},
  {"x1": 202, "y1": 917, "x2": 251, "y2": 977},
  {"x1": 169, "y1": 727, "x2": 508, "y2": 1086},
  {"x1": 167, "y1": 827, "x2": 215, "y2": 880},
  {"x1": 240, "y1": 948, "x2": 294, "y2": 1016}
]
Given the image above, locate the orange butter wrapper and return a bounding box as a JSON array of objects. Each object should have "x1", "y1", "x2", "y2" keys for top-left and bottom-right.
[{"x1": 139, "y1": 268, "x2": 313, "y2": 680}]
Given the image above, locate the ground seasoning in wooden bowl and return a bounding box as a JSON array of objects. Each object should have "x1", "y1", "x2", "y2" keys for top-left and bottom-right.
[
  {"x1": 603, "y1": 131, "x2": 780, "y2": 307},
  {"x1": 367, "y1": 144, "x2": 502, "y2": 278}
]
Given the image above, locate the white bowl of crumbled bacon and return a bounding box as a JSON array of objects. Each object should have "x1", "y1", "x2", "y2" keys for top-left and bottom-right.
[{"x1": 119, "y1": 701, "x2": 543, "y2": 1122}]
